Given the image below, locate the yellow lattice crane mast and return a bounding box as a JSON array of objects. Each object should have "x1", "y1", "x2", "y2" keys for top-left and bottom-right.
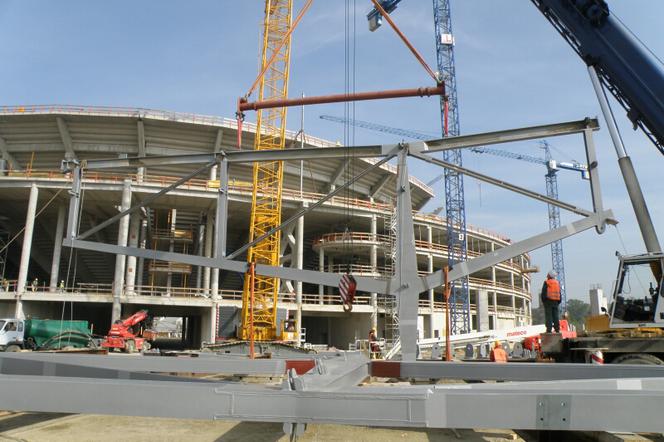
[{"x1": 239, "y1": 0, "x2": 293, "y2": 341}]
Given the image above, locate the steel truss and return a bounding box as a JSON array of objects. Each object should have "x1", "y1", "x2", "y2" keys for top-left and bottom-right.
[
  {"x1": 62, "y1": 117, "x2": 611, "y2": 362},
  {"x1": 2, "y1": 351, "x2": 664, "y2": 434},
  {"x1": 3, "y1": 116, "x2": 645, "y2": 434}
]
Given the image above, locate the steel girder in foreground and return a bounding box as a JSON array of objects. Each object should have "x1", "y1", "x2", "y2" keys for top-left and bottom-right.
[
  {"x1": 62, "y1": 118, "x2": 611, "y2": 361},
  {"x1": 2, "y1": 352, "x2": 664, "y2": 433}
]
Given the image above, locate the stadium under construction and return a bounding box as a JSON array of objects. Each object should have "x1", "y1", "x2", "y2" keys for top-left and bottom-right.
[{"x1": 0, "y1": 105, "x2": 533, "y2": 350}]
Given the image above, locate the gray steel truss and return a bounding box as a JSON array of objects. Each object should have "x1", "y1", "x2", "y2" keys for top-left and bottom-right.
[
  {"x1": 1, "y1": 351, "x2": 664, "y2": 433},
  {"x1": 61, "y1": 117, "x2": 612, "y2": 362}
]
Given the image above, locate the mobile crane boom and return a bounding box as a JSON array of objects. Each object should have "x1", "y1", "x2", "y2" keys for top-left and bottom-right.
[{"x1": 531, "y1": 0, "x2": 664, "y2": 156}]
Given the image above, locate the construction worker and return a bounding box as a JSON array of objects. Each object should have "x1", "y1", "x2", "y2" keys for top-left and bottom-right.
[
  {"x1": 368, "y1": 328, "x2": 380, "y2": 358},
  {"x1": 59, "y1": 280, "x2": 65, "y2": 293},
  {"x1": 541, "y1": 270, "x2": 561, "y2": 333},
  {"x1": 489, "y1": 340, "x2": 508, "y2": 363},
  {"x1": 31, "y1": 277, "x2": 38, "y2": 292}
]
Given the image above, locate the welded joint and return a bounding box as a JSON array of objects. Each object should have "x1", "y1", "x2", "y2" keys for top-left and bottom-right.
[
  {"x1": 281, "y1": 368, "x2": 308, "y2": 439},
  {"x1": 408, "y1": 141, "x2": 429, "y2": 153},
  {"x1": 536, "y1": 395, "x2": 571, "y2": 430}
]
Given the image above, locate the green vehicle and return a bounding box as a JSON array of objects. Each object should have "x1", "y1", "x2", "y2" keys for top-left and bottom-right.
[{"x1": 0, "y1": 318, "x2": 95, "y2": 352}]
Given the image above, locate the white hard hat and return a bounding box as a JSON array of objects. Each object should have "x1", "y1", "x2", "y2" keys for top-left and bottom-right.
[{"x1": 547, "y1": 270, "x2": 557, "y2": 278}]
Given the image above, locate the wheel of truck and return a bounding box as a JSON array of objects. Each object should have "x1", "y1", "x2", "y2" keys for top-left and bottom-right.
[
  {"x1": 141, "y1": 341, "x2": 151, "y2": 352},
  {"x1": 125, "y1": 340, "x2": 136, "y2": 354},
  {"x1": 5, "y1": 345, "x2": 21, "y2": 352},
  {"x1": 612, "y1": 353, "x2": 664, "y2": 365}
]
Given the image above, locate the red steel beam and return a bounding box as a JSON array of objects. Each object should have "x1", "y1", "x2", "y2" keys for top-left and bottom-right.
[{"x1": 238, "y1": 85, "x2": 445, "y2": 112}]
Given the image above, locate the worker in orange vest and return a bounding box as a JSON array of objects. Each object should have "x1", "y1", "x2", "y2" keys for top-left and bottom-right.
[
  {"x1": 541, "y1": 270, "x2": 561, "y2": 333},
  {"x1": 489, "y1": 340, "x2": 508, "y2": 363}
]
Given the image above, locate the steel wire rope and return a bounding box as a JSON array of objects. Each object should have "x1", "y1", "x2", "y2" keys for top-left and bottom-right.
[
  {"x1": 0, "y1": 188, "x2": 64, "y2": 256},
  {"x1": 60, "y1": 181, "x2": 87, "y2": 349}
]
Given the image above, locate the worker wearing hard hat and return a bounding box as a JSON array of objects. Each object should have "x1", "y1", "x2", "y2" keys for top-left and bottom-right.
[
  {"x1": 489, "y1": 340, "x2": 508, "y2": 363},
  {"x1": 541, "y1": 270, "x2": 562, "y2": 333}
]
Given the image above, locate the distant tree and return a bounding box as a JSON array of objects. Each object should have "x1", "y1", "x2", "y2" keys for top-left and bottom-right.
[
  {"x1": 531, "y1": 304, "x2": 545, "y2": 325},
  {"x1": 564, "y1": 298, "x2": 590, "y2": 330},
  {"x1": 530, "y1": 298, "x2": 590, "y2": 330}
]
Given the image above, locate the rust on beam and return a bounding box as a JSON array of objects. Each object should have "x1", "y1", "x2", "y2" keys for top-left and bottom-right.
[{"x1": 238, "y1": 85, "x2": 445, "y2": 112}]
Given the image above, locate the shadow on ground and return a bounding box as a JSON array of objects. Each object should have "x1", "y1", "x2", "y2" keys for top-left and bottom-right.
[{"x1": 0, "y1": 413, "x2": 70, "y2": 433}]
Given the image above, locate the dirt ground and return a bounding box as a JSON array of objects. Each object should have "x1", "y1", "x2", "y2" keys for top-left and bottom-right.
[{"x1": 0, "y1": 412, "x2": 526, "y2": 442}]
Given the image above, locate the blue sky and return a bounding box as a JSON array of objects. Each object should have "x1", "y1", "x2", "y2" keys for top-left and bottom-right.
[{"x1": 1, "y1": 1, "x2": 663, "y2": 304}]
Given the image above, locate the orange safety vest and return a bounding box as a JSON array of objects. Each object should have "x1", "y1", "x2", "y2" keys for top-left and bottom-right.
[
  {"x1": 490, "y1": 347, "x2": 508, "y2": 363},
  {"x1": 546, "y1": 279, "x2": 561, "y2": 302}
]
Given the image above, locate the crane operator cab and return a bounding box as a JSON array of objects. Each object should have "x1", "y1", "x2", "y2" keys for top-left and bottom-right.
[{"x1": 610, "y1": 253, "x2": 664, "y2": 328}]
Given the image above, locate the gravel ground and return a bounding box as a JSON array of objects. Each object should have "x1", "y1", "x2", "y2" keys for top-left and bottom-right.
[{"x1": 0, "y1": 412, "x2": 525, "y2": 442}]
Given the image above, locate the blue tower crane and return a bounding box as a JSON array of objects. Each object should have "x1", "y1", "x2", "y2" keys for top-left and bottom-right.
[
  {"x1": 368, "y1": 0, "x2": 470, "y2": 333},
  {"x1": 319, "y1": 114, "x2": 589, "y2": 311}
]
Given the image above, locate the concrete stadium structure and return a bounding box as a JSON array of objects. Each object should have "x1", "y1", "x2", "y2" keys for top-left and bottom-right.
[{"x1": 0, "y1": 105, "x2": 533, "y2": 348}]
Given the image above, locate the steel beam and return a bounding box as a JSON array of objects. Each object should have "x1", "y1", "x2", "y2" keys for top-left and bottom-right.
[
  {"x1": 416, "y1": 118, "x2": 599, "y2": 153},
  {"x1": 411, "y1": 152, "x2": 594, "y2": 217},
  {"x1": 56, "y1": 117, "x2": 77, "y2": 160},
  {"x1": 423, "y1": 210, "x2": 614, "y2": 290},
  {"x1": 371, "y1": 360, "x2": 664, "y2": 381},
  {"x1": 0, "y1": 136, "x2": 20, "y2": 171},
  {"x1": 77, "y1": 160, "x2": 216, "y2": 241},
  {"x1": 394, "y1": 148, "x2": 421, "y2": 361},
  {"x1": 369, "y1": 174, "x2": 391, "y2": 198},
  {"x1": 0, "y1": 352, "x2": 292, "y2": 376},
  {"x1": 62, "y1": 239, "x2": 389, "y2": 294},
  {"x1": 137, "y1": 120, "x2": 146, "y2": 156},
  {"x1": 80, "y1": 145, "x2": 391, "y2": 170},
  {"x1": 226, "y1": 151, "x2": 397, "y2": 260},
  {"x1": 238, "y1": 85, "x2": 445, "y2": 112},
  {"x1": 582, "y1": 128, "x2": 605, "y2": 234},
  {"x1": 328, "y1": 159, "x2": 348, "y2": 190},
  {"x1": 1, "y1": 373, "x2": 664, "y2": 432}
]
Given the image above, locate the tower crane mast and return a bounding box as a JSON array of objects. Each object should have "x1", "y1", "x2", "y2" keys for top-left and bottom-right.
[
  {"x1": 240, "y1": 0, "x2": 293, "y2": 341},
  {"x1": 368, "y1": 0, "x2": 470, "y2": 333}
]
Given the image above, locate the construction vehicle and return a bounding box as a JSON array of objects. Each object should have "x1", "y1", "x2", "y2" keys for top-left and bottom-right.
[
  {"x1": 531, "y1": 0, "x2": 664, "y2": 364},
  {"x1": 101, "y1": 310, "x2": 151, "y2": 353},
  {"x1": 0, "y1": 318, "x2": 94, "y2": 352},
  {"x1": 367, "y1": 0, "x2": 664, "y2": 363}
]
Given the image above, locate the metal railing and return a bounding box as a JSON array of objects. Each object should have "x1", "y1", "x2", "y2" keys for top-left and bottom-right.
[
  {"x1": 1, "y1": 168, "x2": 514, "y2": 246},
  {"x1": 147, "y1": 262, "x2": 193, "y2": 273},
  {"x1": 0, "y1": 280, "x2": 529, "y2": 318},
  {"x1": 151, "y1": 228, "x2": 194, "y2": 242}
]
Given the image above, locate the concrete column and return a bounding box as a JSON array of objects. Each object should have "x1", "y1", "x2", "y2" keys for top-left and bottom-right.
[
  {"x1": 196, "y1": 220, "x2": 205, "y2": 290},
  {"x1": 136, "y1": 219, "x2": 147, "y2": 294},
  {"x1": 295, "y1": 213, "x2": 304, "y2": 345},
  {"x1": 15, "y1": 184, "x2": 38, "y2": 319},
  {"x1": 427, "y1": 225, "x2": 434, "y2": 338},
  {"x1": 166, "y1": 209, "x2": 176, "y2": 295},
  {"x1": 327, "y1": 257, "x2": 334, "y2": 296},
  {"x1": 49, "y1": 204, "x2": 66, "y2": 292},
  {"x1": 125, "y1": 214, "x2": 141, "y2": 295},
  {"x1": 112, "y1": 180, "x2": 132, "y2": 323},
  {"x1": 370, "y1": 214, "x2": 378, "y2": 330},
  {"x1": 201, "y1": 305, "x2": 217, "y2": 344},
  {"x1": 318, "y1": 248, "x2": 324, "y2": 304},
  {"x1": 203, "y1": 212, "x2": 213, "y2": 295},
  {"x1": 477, "y1": 290, "x2": 489, "y2": 332}
]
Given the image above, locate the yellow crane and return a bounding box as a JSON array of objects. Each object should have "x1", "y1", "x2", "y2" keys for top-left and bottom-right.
[{"x1": 239, "y1": 0, "x2": 293, "y2": 341}]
